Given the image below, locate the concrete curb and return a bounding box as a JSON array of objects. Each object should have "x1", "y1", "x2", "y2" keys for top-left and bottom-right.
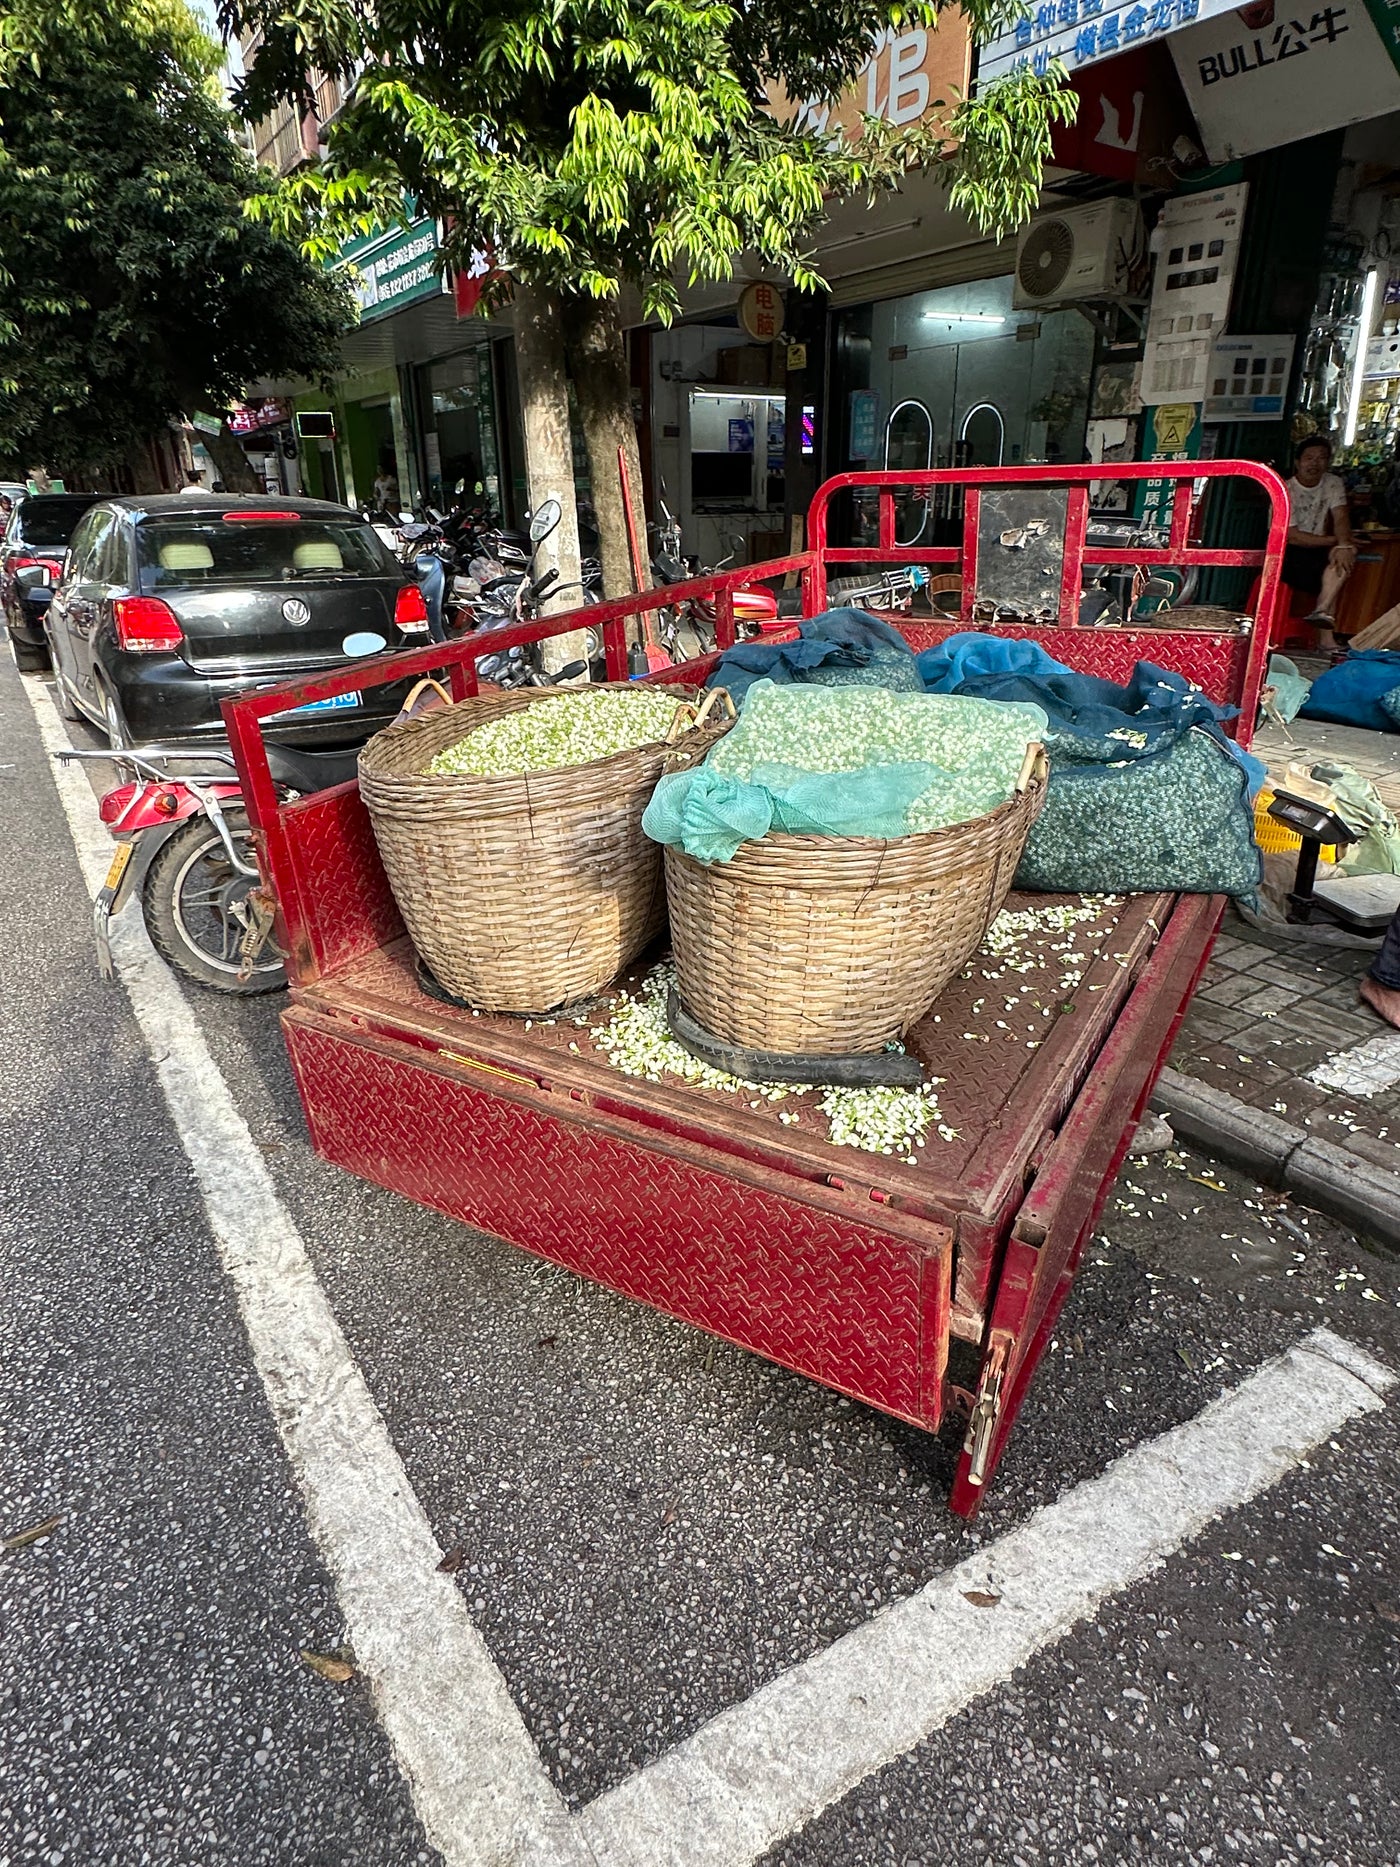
[{"x1": 1150, "y1": 1067, "x2": 1400, "y2": 1250}]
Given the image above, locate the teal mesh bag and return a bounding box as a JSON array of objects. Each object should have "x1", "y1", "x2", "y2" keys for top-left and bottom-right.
[{"x1": 643, "y1": 682, "x2": 1046, "y2": 864}]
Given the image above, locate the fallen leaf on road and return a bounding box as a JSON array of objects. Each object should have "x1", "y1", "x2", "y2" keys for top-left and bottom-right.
[
  {"x1": 661, "y1": 1500, "x2": 679, "y2": 1527},
  {"x1": 3, "y1": 1514, "x2": 63, "y2": 1552},
  {"x1": 300, "y1": 1648, "x2": 355, "y2": 1683},
  {"x1": 1188, "y1": 1175, "x2": 1228, "y2": 1192},
  {"x1": 1176, "y1": 1346, "x2": 1196, "y2": 1370},
  {"x1": 437, "y1": 1545, "x2": 466, "y2": 1574},
  {"x1": 962, "y1": 1590, "x2": 1001, "y2": 1609}
]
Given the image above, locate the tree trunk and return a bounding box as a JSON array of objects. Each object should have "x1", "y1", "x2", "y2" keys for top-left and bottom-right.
[
  {"x1": 564, "y1": 292, "x2": 650, "y2": 603},
  {"x1": 511, "y1": 280, "x2": 589, "y2": 679},
  {"x1": 205, "y1": 422, "x2": 263, "y2": 493}
]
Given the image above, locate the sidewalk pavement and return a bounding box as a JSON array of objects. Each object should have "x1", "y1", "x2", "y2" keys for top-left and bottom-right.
[
  {"x1": 1155, "y1": 766, "x2": 1400, "y2": 1254},
  {"x1": 1153, "y1": 696, "x2": 1400, "y2": 1244}
]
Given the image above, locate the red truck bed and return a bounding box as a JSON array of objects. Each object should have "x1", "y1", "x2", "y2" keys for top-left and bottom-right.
[{"x1": 226, "y1": 462, "x2": 1286, "y2": 1514}]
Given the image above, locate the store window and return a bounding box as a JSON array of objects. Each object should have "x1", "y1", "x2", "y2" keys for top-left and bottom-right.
[
  {"x1": 423, "y1": 347, "x2": 503, "y2": 517},
  {"x1": 686, "y1": 386, "x2": 786, "y2": 563}
]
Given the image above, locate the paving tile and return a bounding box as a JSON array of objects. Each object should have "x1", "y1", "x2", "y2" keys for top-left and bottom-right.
[
  {"x1": 1233, "y1": 984, "x2": 1304, "y2": 1018},
  {"x1": 1208, "y1": 943, "x2": 1265, "y2": 974},
  {"x1": 1225, "y1": 1024, "x2": 1313, "y2": 1054},
  {"x1": 1313, "y1": 986, "x2": 1378, "y2": 1018},
  {"x1": 1197, "y1": 973, "x2": 1275, "y2": 1008},
  {"x1": 1176, "y1": 1008, "x2": 1255, "y2": 1048},
  {"x1": 1284, "y1": 1007, "x2": 1375, "y2": 1047},
  {"x1": 1245, "y1": 959, "x2": 1337, "y2": 992}
]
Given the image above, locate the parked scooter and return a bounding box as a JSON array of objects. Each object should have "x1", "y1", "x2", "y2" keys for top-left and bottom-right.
[
  {"x1": 472, "y1": 499, "x2": 595, "y2": 686},
  {"x1": 56, "y1": 740, "x2": 362, "y2": 994}
]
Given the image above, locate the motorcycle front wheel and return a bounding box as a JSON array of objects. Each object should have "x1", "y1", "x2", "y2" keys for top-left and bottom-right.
[{"x1": 143, "y1": 812, "x2": 287, "y2": 996}]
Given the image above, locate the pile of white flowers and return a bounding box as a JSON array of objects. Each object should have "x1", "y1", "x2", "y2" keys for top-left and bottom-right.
[
  {"x1": 590, "y1": 962, "x2": 946, "y2": 1161},
  {"x1": 705, "y1": 682, "x2": 1046, "y2": 833},
  {"x1": 427, "y1": 689, "x2": 682, "y2": 777},
  {"x1": 979, "y1": 898, "x2": 1121, "y2": 975}
]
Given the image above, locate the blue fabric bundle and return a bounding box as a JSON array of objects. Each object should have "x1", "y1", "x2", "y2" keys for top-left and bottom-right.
[
  {"x1": 705, "y1": 609, "x2": 922, "y2": 704},
  {"x1": 1299, "y1": 649, "x2": 1400, "y2": 733}
]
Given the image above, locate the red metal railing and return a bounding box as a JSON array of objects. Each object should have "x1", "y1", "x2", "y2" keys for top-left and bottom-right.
[{"x1": 804, "y1": 459, "x2": 1290, "y2": 619}]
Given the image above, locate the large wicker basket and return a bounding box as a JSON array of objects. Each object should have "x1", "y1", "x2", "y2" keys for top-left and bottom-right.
[
  {"x1": 665, "y1": 747, "x2": 1048, "y2": 1055},
  {"x1": 359, "y1": 683, "x2": 716, "y2": 1013}
]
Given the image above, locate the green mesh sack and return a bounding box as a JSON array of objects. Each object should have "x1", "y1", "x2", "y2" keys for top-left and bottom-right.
[
  {"x1": 643, "y1": 681, "x2": 1046, "y2": 863},
  {"x1": 1014, "y1": 727, "x2": 1261, "y2": 896}
]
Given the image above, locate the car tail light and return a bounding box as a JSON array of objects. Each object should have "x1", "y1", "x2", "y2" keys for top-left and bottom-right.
[
  {"x1": 9, "y1": 553, "x2": 63, "y2": 580},
  {"x1": 395, "y1": 584, "x2": 430, "y2": 633},
  {"x1": 113, "y1": 595, "x2": 184, "y2": 654},
  {"x1": 221, "y1": 510, "x2": 300, "y2": 523}
]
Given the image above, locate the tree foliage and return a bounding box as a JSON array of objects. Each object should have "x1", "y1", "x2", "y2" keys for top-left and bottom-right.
[
  {"x1": 0, "y1": 0, "x2": 351, "y2": 476},
  {"x1": 226, "y1": 0, "x2": 1074, "y2": 318}
]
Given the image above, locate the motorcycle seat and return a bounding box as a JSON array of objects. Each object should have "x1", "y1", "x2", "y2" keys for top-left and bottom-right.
[{"x1": 266, "y1": 743, "x2": 364, "y2": 794}]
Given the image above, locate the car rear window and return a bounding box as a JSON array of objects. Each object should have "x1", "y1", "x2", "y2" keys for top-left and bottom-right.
[
  {"x1": 14, "y1": 495, "x2": 100, "y2": 547},
  {"x1": 136, "y1": 517, "x2": 395, "y2": 591}
]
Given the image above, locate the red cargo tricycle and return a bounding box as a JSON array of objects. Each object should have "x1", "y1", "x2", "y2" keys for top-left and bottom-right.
[{"x1": 223, "y1": 462, "x2": 1286, "y2": 1515}]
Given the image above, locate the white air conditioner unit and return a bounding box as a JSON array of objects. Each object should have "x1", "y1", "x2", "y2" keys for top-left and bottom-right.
[{"x1": 1013, "y1": 199, "x2": 1142, "y2": 309}]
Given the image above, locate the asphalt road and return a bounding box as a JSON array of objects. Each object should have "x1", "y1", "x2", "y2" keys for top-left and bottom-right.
[{"x1": 2, "y1": 648, "x2": 1397, "y2": 1867}]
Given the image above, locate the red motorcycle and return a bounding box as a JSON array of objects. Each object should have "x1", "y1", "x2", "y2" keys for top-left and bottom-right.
[{"x1": 58, "y1": 741, "x2": 359, "y2": 994}]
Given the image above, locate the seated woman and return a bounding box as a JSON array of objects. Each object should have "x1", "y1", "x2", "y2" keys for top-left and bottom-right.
[{"x1": 1284, "y1": 434, "x2": 1355, "y2": 653}]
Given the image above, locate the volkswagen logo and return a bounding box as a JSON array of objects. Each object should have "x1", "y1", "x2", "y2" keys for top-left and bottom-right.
[{"x1": 281, "y1": 597, "x2": 311, "y2": 625}]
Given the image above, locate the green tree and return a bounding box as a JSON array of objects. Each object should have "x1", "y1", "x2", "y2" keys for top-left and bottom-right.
[
  {"x1": 0, "y1": 0, "x2": 350, "y2": 485},
  {"x1": 226, "y1": 0, "x2": 1072, "y2": 596}
]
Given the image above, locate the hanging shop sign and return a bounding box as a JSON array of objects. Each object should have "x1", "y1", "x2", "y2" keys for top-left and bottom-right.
[
  {"x1": 1139, "y1": 183, "x2": 1248, "y2": 407},
  {"x1": 453, "y1": 244, "x2": 504, "y2": 319},
  {"x1": 1048, "y1": 43, "x2": 1199, "y2": 183},
  {"x1": 1170, "y1": 1, "x2": 1400, "y2": 161},
  {"x1": 979, "y1": 0, "x2": 1233, "y2": 83},
  {"x1": 337, "y1": 215, "x2": 450, "y2": 323},
  {"x1": 1204, "y1": 333, "x2": 1296, "y2": 421},
  {"x1": 228, "y1": 396, "x2": 290, "y2": 435},
  {"x1": 738, "y1": 282, "x2": 785, "y2": 341},
  {"x1": 769, "y1": 20, "x2": 972, "y2": 135}
]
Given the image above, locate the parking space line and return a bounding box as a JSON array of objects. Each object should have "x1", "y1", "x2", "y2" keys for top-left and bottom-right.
[
  {"x1": 22, "y1": 675, "x2": 592, "y2": 1867},
  {"x1": 26, "y1": 674, "x2": 1395, "y2": 1867},
  {"x1": 578, "y1": 1326, "x2": 1393, "y2": 1867}
]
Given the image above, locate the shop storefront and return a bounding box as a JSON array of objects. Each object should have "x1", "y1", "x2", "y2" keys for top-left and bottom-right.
[
  {"x1": 830, "y1": 274, "x2": 1096, "y2": 477},
  {"x1": 306, "y1": 212, "x2": 520, "y2": 522}
]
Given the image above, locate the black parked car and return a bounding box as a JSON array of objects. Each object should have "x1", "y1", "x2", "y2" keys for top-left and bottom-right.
[
  {"x1": 43, "y1": 494, "x2": 431, "y2": 746},
  {"x1": 3, "y1": 491, "x2": 104, "y2": 669}
]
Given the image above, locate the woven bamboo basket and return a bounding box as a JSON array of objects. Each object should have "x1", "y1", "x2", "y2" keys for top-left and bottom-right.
[
  {"x1": 358, "y1": 682, "x2": 724, "y2": 1013},
  {"x1": 665, "y1": 745, "x2": 1049, "y2": 1055}
]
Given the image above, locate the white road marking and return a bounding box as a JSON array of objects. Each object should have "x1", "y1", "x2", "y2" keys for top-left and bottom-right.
[
  {"x1": 578, "y1": 1327, "x2": 1393, "y2": 1867},
  {"x1": 22, "y1": 673, "x2": 1397, "y2": 1867},
  {"x1": 21, "y1": 675, "x2": 590, "y2": 1867},
  {"x1": 1309, "y1": 1030, "x2": 1400, "y2": 1097}
]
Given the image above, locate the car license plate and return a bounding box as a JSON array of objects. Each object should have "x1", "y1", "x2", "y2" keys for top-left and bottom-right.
[
  {"x1": 271, "y1": 692, "x2": 362, "y2": 720},
  {"x1": 103, "y1": 842, "x2": 135, "y2": 892}
]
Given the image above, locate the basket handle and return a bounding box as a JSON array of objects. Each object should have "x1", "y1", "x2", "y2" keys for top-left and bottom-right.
[
  {"x1": 665, "y1": 685, "x2": 737, "y2": 743},
  {"x1": 394, "y1": 677, "x2": 454, "y2": 727},
  {"x1": 1016, "y1": 741, "x2": 1049, "y2": 792}
]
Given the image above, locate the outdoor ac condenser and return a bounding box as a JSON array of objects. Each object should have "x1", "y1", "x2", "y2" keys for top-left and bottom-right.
[{"x1": 1013, "y1": 198, "x2": 1143, "y2": 309}]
